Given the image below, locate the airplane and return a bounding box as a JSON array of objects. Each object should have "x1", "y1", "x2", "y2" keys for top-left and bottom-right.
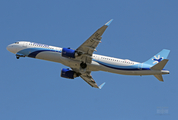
[{"x1": 6, "y1": 19, "x2": 170, "y2": 89}]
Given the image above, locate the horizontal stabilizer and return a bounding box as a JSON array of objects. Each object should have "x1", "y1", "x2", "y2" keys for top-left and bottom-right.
[
  {"x1": 151, "y1": 59, "x2": 169, "y2": 70},
  {"x1": 154, "y1": 74, "x2": 164, "y2": 82}
]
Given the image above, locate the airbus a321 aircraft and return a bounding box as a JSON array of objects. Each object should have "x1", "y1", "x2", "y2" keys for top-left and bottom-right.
[{"x1": 7, "y1": 19, "x2": 170, "y2": 89}]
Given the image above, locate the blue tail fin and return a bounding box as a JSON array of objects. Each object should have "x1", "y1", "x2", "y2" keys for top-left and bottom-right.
[{"x1": 144, "y1": 49, "x2": 170, "y2": 66}]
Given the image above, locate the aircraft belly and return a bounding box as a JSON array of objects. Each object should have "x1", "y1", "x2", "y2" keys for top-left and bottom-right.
[
  {"x1": 33, "y1": 52, "x2": 101, "y2": 71},
  {"x1": 35, "y1": 51, "x2": 63, "y2": 63},
  {"x1": 87, "y1": 61, "x2": 101, "y2": 71},
  {"x1": 98, "y1": 65, "x2": 161, "y2": 75},
  {"x1": 32, "y1": 52, "x2": 162, "y2": 76},
  {"x1": 62, "y1": 59, "x2": 101, "y2": 71}
]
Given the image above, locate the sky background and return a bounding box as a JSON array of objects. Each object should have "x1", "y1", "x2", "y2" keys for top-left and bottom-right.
[{"x1": 1, "y1": 0, "x2": 178, "y2": 120}]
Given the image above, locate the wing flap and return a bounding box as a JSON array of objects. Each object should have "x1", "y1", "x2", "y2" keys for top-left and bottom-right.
[
  {"x1": 80, "y1": 74, "x2": 105, "y2": 89},
  {"x1": 80, "y1": 74, "x2": 99, "y2": 88}
]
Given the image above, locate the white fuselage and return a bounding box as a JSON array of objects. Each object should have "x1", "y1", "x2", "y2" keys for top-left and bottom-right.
[{"x1": 6, "y1": 41, "x2": 169, "y2": 76}]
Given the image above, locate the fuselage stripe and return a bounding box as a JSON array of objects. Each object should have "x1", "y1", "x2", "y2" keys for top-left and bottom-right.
[{"x1": 95, "y1": 60, "x2": 150, "y2": 71}]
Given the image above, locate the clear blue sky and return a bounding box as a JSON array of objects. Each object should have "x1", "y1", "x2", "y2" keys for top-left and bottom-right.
[{"x1": 1, "y1": 0, "x2": 178, "y2": 120}]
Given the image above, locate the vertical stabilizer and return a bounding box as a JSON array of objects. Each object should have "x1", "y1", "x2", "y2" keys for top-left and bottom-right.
[{"x1": 144, "y1": 49, "x2": 170, "y2": 66}]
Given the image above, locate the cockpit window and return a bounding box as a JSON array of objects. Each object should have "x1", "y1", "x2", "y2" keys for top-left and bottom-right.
[{"x1": 14, "y1": 42, "x2": 19, "y2": 44}]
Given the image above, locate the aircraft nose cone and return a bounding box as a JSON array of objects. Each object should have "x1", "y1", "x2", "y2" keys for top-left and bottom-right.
[
  {"x1": 6, "y1": 45, "x2": 11, "y2": 51},
  {"x1": 6, "y1": 44, "x2": 14, "y2": 53}
]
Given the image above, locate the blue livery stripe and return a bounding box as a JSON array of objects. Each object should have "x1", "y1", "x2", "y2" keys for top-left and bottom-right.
[
  {"x1": 93, "y1": 60, "x2": 150, "y2": 71},
  {"x1": 28, "y1": 50, "x2": 51, "y2": 58},
  {"x1": 17, "y1": 48, "x2": 61, "y2": 58}
]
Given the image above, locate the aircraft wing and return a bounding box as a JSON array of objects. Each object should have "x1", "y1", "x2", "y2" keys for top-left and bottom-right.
[
  {"x1": 73, "y1": 20, "x2": 112, "y2": 88},
  {"x1": 80, "y1": 73, "x2": 105, "y2": 89},
  {"x1": 76, "y1": 19, "x2": 113, "y2": 63}
]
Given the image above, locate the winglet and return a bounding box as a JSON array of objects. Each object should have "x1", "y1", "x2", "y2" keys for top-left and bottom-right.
[
  {"x1": 105, "y1": 19, "x2": 113, "y2": 26},
  {"x1": 99, "y1": 82, "x2": 106, "y2": 89}
]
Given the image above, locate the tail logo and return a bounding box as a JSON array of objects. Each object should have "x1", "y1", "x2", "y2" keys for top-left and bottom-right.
[{"x1": 152, "y1": 55, "x2": 163, "y2": 64}]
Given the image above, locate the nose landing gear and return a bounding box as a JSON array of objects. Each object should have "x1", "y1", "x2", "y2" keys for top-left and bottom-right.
[{"x1": 16, "y1": 53, "x2": 25, "y2": 59}]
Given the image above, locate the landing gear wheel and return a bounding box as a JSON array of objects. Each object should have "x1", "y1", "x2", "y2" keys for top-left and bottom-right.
[
  {"x1": 80, "y1": 62, "x2": 87, "y2": 69},
  {"x1": 16, "y1": 56, "x2": 20, "y2": 59}
]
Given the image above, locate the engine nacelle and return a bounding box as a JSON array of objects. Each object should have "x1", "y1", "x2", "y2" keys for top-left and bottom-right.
[
  {"x1": 60, "y1": 68, "x2": 78, "y2": 79},
  {"x1": 62, "y1": 48, "x2": 78, "y2": 58}
]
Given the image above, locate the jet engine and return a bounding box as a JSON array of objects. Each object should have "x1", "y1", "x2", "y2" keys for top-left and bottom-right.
[
  {"x1": 62, "y1": 48, "x2": 80, "y2": 58},
  {"x1": 60, "y1": 68, "x2": 78, "y2": 79}
]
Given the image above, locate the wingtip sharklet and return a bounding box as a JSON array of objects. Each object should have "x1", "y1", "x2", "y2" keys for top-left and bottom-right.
[
  {"x1": 99, "y1": 82, "x2": 106, "y2": 89},
  {"x1": 105, "y1": 19, "x2": 113, "y2": 26}
]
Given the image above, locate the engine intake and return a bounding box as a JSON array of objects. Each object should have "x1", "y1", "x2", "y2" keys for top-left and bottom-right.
[
  {"x1": 60, "y1": 68, "x2": 78, "y2": 79},
  {"x1": 62, "y1": 48, "x2": 78, "y2": 58}
]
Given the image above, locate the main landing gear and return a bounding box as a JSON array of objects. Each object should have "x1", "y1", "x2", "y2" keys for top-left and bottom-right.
[
  {"x1": 80, "y1": 62, "x2": 87, "y2": 73},
  {"x1": 80, "y1": 62, "x2": 87, "y2": 69}
]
